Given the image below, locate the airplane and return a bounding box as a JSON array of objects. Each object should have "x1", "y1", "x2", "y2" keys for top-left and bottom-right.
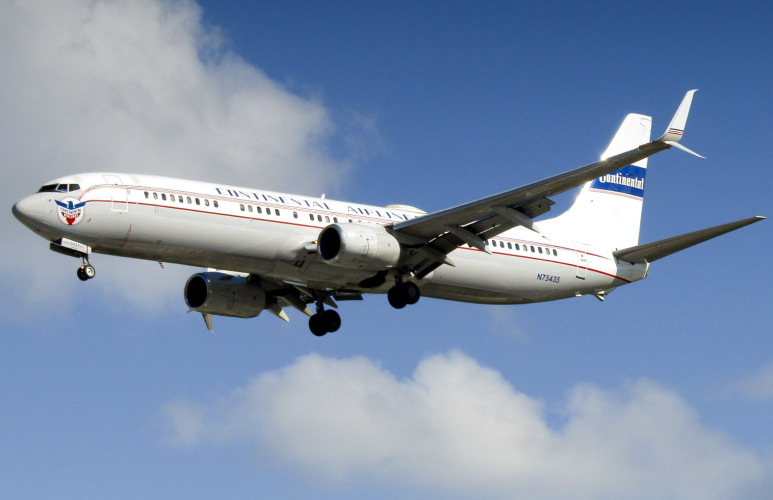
[{"x1": 12, "y1": 90, "x2": 764, "y2": 336}]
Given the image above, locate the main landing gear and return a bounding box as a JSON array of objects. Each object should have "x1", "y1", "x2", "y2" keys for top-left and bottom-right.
[
  {"x1": 306, "y1": 279, "x2": 420, "y2": 337},
  {"x1": 308, "y1": 302, "x2": 341, "y2": 337},
  {"x1": 387, "y1": 281, "x2": 420, "y2": 309},
  {"x1": 76, "y1": 256, "x2": 96, "y2": 281}
]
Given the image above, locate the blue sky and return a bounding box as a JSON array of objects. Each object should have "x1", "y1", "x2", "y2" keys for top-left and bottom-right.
[{"x1": 1, "y1": 1, "x2": 772, "y2": 498}]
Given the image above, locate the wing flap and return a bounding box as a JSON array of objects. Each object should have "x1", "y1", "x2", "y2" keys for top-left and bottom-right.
[{"x1": 613, "y1": 216, "x2": 765, "y2": 263}]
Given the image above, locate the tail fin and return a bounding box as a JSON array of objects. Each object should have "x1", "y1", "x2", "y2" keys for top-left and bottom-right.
[
  {"x1": 539, "y1": 90, "x2": 701, "y2": 249},
  {"x1": 539, "y1": 113, "x2": 652, "y2": 249}
]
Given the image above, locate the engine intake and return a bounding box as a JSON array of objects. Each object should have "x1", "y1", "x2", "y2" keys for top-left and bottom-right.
[
  {"x1": 318, "y1": 223, "x2": 401, "y2": 271},
  {"x1": 184, "y1": 272, "x2": 267, "y2": 318}
]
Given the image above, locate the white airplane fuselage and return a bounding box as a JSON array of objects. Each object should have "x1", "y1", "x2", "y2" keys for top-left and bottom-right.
[
  {"x1": 15, "y1": 92, "x2": 761, "y2": 335},
  {"x1": 13, "y1": 172, "x2": 646, "y2": 305}
]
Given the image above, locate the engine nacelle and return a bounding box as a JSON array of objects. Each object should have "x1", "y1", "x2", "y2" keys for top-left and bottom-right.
[
  {"x1": 317, "y1": 223, "x2": 402, "y2": 271},
  {"x1": 184, "y1": 272, "x2": 267, "y2": 318}
]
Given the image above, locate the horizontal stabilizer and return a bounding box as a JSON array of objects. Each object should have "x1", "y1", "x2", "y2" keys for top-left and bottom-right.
[{"x1": 614, "y1": 216, "x2": 765, "y2": 263}]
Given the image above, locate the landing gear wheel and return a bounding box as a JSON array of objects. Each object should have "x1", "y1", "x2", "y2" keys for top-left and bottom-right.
[
  {"x1": 77, "y1": 264, "x2": 96, "y2": 281},
  {"x1": 309, "y1": 309, "x2": 342, "y2": 337},
  {"x1": 402, "y1": 281, "x2": 420, "y2": 305},
  {"x1": 388, "y1": 286, "x2": 407, "y2": 309},
  {"x1": 322, "y1": 309, "x2": 341, "y2": 333},
  {"x1": 388, "y1": 282, "x2": 421, "y2": 309},
  {"x1": 309, "y1": 314, "x2": 328, "y2": 336}
]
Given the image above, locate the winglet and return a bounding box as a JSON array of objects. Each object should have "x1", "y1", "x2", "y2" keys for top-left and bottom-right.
[{"x1": 655, "y1": 89, "x2": 705, "y2": 158}]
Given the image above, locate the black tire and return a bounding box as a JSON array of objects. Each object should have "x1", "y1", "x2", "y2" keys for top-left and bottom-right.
[
  {"x1": 402, "y1": 282, "x2": 421, "y2": 305},
  {"x1": 77, "y1": 267, "x2": 88, "y2": 281},
  {"x1": 388, "y1": 286, "x2": 407, "y2": 309},
  {"x1": 309, "y1": 314, "x2": 328, "y2": 336},
  {"x1": 322, "y1": 309, "x2": 341, "y2": 333}
]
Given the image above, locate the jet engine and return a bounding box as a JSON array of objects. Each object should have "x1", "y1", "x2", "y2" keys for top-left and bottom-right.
[
  {"x1": 184, "y1": 272, "x2": 267, "y2": 318},
  {"x1": 317, "y1": 223, "x2": 402, "y2": 271}
]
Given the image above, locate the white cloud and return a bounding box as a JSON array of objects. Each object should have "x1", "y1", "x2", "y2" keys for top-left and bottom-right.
[
  {"x1": 724, "y1": 362, "x2": 773, "y2": 401},
  {"x1": 0, "y1": 0, "x2": 355, "y2": 314},
  {"x1": 161, "y1": 350, "x2": 769, "y2": 500}
]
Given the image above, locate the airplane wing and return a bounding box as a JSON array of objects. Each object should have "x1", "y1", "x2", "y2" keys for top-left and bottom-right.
[
  {"x1": 391, "y1": 91, "x2": 700, "y2": 278},
  {"x1": 196, "y1": 270, "x2": 363, "y2": 331},
  {"x1": 613, "y1": 216, "x2": 765, "y2": 264}
]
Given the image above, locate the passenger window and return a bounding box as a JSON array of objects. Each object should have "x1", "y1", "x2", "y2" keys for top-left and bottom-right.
[
  {"x1": 162, "y1": 194, "x2": 167, "y2": 201},
  {"x1": 144, "y1": 192, "x2": 149, "y2": 198},
  {"x1": 317, "y1": 215, "x2": 322, "y2": 222},
  {"x1": 507, "y1": 242, "x2": 512, "y2": 249},
  {"x1": 240, "y1": 204, "x2": 245, "y2": 211},
  {"x1": 500, "y1": 241, "x2": 505, "y2": 248},
  {"x1": 153, "y1": 192, "x2": 158, "y2": 200},
  {"x1": 256, "y1": 206, "x2": 262, "y2": 214},
  {"x1": 553, "y1": 249, "x2": 558, "y2": 256},
  {"x1": 333, "y1": 217, "x2": 338, "y2": 223},
  {"x1": 275, "y1": 209, "x2": 280, "y2": 216},
  {"x1": 325, "y1": 216, "x2": 330, "y2": 223},
  {"x1": 309, "y1": 214, "x2": 314, "y2": 221},
  {"x1": 195, "y1": 198, "x2": 200, "y2": 205},
  {"x1": 248, "y1": 205, "x2": 253, "y2": 212},
  {"x1": 186, "y1": 197, "x2": 192, "y2": 204},
  {"x1": 213, "y1": 201, "x2": 219, "y2": 208},
  {"x1": 266, "y1": 208, "x2": 271, "y2": 215},
  {"x1": 530, "y1": 246, "x2": 535, "y2": 252},
  {"x1": 205, "y1": 199, "x2": 210, "y2": 207},
  {"x1": 538, "y1": 247, "x2": 543, "y2": 254},
  {"x1": 515, "y1": 243, "x2": 520, "y2": 250},
  {"x1": 293, "y1": 211, "x2": 298, "y2": 219}
]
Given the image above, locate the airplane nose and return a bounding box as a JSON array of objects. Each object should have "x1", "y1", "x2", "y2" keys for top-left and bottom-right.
[{"x1": 12, "y1": 195, "x2": 43, "y2": 229}]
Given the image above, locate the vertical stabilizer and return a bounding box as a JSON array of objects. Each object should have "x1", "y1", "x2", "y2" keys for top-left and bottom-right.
[{"x1": 539, "y1": 113, "x2": 652, "y2": 249}]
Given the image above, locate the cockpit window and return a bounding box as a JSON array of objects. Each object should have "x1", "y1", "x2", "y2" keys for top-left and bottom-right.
[{"x1": 37, "y1": 183, "x2": 81, "y2": 193}]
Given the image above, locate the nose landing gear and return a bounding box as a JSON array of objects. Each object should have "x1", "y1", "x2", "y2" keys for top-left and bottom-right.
[
  {"x1": 76, "y1": 257, "x2": 96, "y2": 281},
  {"x1": 49, "y1": 239, "x2": 96, "y2": 282}
]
